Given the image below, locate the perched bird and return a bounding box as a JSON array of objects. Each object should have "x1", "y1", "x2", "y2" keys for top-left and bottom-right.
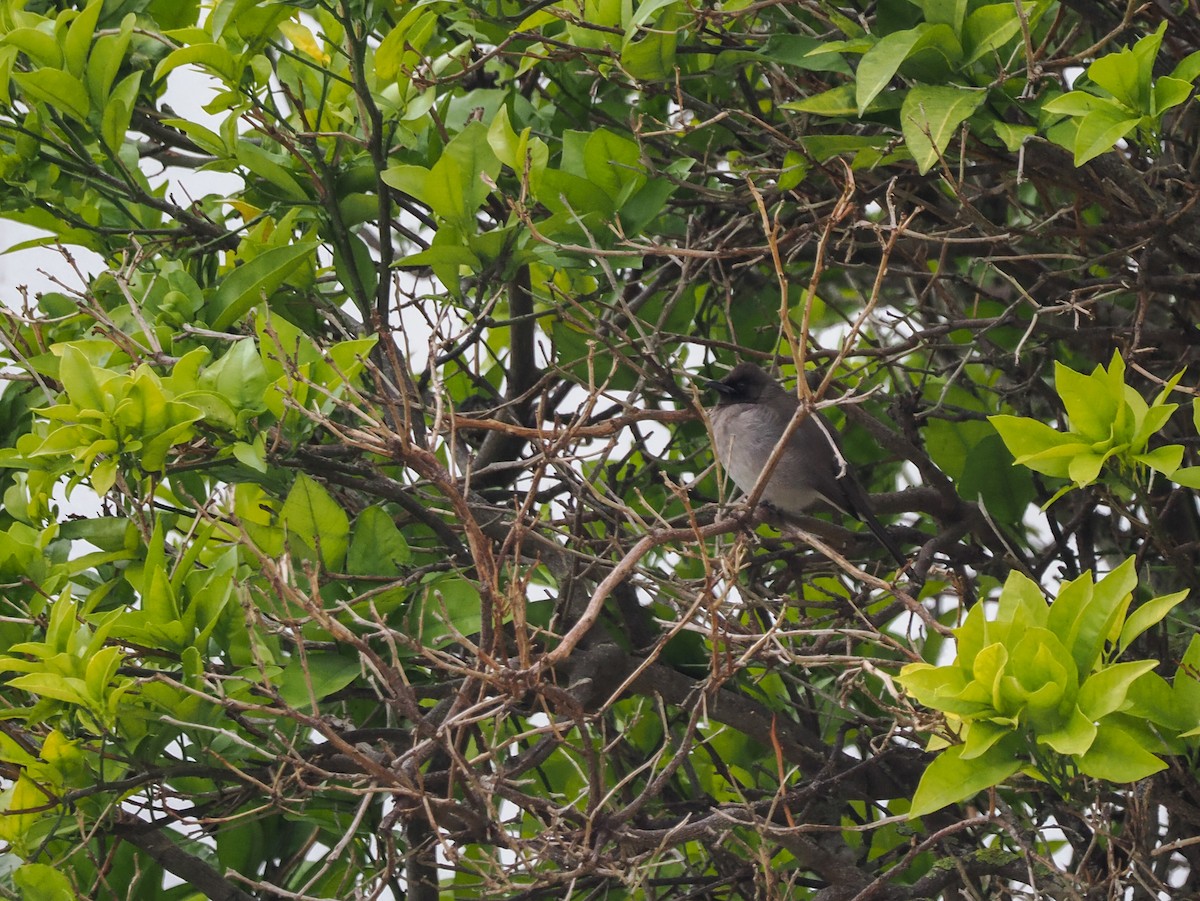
[{"x1": 706, "y1": 362, "x2": 905, "y2": 565}]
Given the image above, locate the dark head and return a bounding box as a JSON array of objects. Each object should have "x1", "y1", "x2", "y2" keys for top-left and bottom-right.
[{"x1": 706, "y1": 362, "x2": 785, "y2": 406}]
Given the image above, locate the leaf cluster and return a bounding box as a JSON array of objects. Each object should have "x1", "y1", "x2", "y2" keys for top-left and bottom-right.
[
  {"x1": 990, "y1": 350, "x2": 1194, "y2": 505},
  {"x1": 900, "y1": 559, "x2": 1190, "y2": 816},
  {"x1": 0, "y1": 0, "x2": 1197, "y2": 899}
]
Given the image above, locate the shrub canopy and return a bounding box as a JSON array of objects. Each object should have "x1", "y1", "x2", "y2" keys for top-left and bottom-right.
[{"x1": 0, "y1": 1, "x2": 1199, "y2": 898}]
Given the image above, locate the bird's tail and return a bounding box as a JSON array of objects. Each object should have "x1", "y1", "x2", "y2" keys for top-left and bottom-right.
[{"x1": 861, "y1": 507, "x2": 907, "y2": 567}]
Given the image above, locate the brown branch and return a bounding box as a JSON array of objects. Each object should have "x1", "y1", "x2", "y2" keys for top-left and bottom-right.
[
  {"x1": 111, "y1": 815, "x2": 259, "y2": 901},
  {"x1": 449, "y1": 406, "x2": 696, "y2": 440},
  {"x1": 529, "y1": 515, "x2": 743, "y2": 673}
]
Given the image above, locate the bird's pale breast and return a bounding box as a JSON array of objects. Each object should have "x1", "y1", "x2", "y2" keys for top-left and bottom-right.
[{"x1": 710, "y1": 402, "x2": 824, "y2": 514}]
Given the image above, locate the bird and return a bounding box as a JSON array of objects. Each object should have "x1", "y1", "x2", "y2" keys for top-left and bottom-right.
[{"x1": 706, "y1": 361, "x2": 906, "y2": 565}]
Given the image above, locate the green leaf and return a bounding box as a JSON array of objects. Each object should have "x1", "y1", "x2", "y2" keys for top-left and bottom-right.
[
  {"x1": 91, "y1": 458, "x2": 118, "y2": 494},
  {"x1": 84, "y1": 645, "x2": 123, "y2": 703},
  {"x1": 960, "y1": 718, "x2": 1013, "y2": 760},
  {"x1": 137, "y1": 517, "x2": 179, "y2": 624},
  {"x1": 1042, "y1": 90, "x2": 1111, "y2": 117},
  {"x1": 13, "y1": 862, "x2": 75, "y2": 900},
  {"x1": 1132, "y1": 443, "x2": 1183, "y2": 477},
  {"x1": 381, "y1": 163, "x2": 434, "y2": 205},
  {"x1": 900, "y1": 85, "x2": 985, "y2": 174},
  {"x1": 384, "y1": 123, "x2": 501, "y2": 224},
  {"x1": 12, "y1": 69, "x2": 89, "y2": 121},
  {"x1": 919, "y1": 0, "x2": 968, "y2": 34},
  {"x1": 856, "y1": 24, "x2": 962, "y2": 115},
  {"x1": 278, "y1": 651, "x2": 362, "y2": 708},
  {"x1": 972, "y1": 632, "x2": 1010, "y2": 678},
  {"x1": 953, "y1": 591, "x2": 991, "y2": 666},
  {"x1": 395, "y1": 243, "x2": 481, "y2": 290},
  {"x1": 1153, "y1": 76, "x2": 1194, "y2": 115},
  {"x1": 282, "y1": 473, "x2": 350, "y2": 571},
  {"x1": 958, "y1": 433, "x2": 1035, "y2": 525},
  {"x1": 63, "y1": 0, "x2": 104, "y2": 78},
  {"x1": 1129, "y1": 22, "x2": 1167, "y2": 94},
  {"x1": 0, "y1": 45, "x2": 15, "y2": 108},
  {"x1": 86, "y1": 13, "x2": 135, "y2": 104},
  {"x1": 1085, "y1": 22, "x2": 1164, "y2": 114},
  {"x1": 784, "y1": 84, "x2": 860, "y2": 117},
  {"x1": 988, "y1": 414, "x2": 1085, "y2": 479},
  {"x1": 153, "y1": 42, "x2": 238, "y2": 85},
  {"x1": 537, "y1": 168, "x2": 616, "y2": 218},
  {"x1": 7, "y1": 673, "x2": 91, "y2": 707},
  {"x1": 1128, "y1": 670, "x2": 1185, "y2": 731},
  {"x1": 209, "y1": 242, "x2": 316, "y2": 330},
  {"x1": 1066, "y1": 450, "x2": 1107, "y2": 487},
  {"x1": 101, "y1": 71, "x2": 141, "y2": 153},
  {"x1": 0, "y1": 776, "x2": 50, "y2": 853},
  {"x1": 236, "y1": 142, "x2": 309, "y2": 200},
  {"x1": 623, "y1": 0, "x2": 680, "y2": 39},
  {"x1": 415, "y1": 573, "x2": 483, "y2": 649},
  {"x1": 994, "y1": 570, "x2": 1050, "y2": 630},
  {"x1": 1054, "y1": 359, "x2": 1119, "y2": 441},
  {"x1": 1058, "y1": 559, "x2": 1137, "y2": 675},
  {"x1": 962, "y1": 2, "x2": 1030, "y2": 65},
  {"x1": 1174, "y1": 636, "x2": 1200, "y2": 715},
  {"x1": 1076, "y1": 720, "x2": 1167, "y2": 781},
  {"x1": 1072, "y1": 103, "x2": 1139, "y2": 166},
  {"x1": 908, "y1": 739, "x2": 1022, "y2": 817},
  {"x1": 755, "y1": 34, "x2": 851, "y2": 73},
  {"x1": 993, "y1": 122, "x2": 1035, "y2": 152},
  {"x1": 234, "y1": 482, "x2": 283, "y2": 559},
  {"x1": 1, "y1": 28, "x2": 62, "y2": 69},
  {"x1": 1169, "y1": 49, "x2": 1200, "y2": 85},
  {"x1": 1078, "y1": 660, "x2": 1158, "y2": 721},
  {"x1": 583, "y1": 127, "x2": 645, "y2": 205},
  {"x1": 56, "y1": 344, "x2": 107, "y2": 412},
  {"x1": 375, "y1": 8, "x2": 438, "y2": 82},
  {"x1": 1037, "y1": 704, "x2": 1096, "y2": 756},
  {"x1": 1119, "y1": 590, "x2": 1188, "y2": 653},
  {"x1": 231, "y1": 438, "x2": 267, "y2": 473},
  {"x1": 197, "y1": 338, "x2": 269, "y2": 422},
  {"x1": 621, "y1": 28, "x2": 677, "y2": 81},
  {"x1": 59, "y1": 516, "x2": 132, "y2": 550},
  {"x1": 620, "y1": 168, "x2": 683, "y2": 234},
  {"x1": 1088, "y1": 51, "x2": 1143, "y2": 112},
  {"x1": 997, "y1": 628, "x2": 1075, "y2": 730},
  {"x1": 160, "y1": 116, "x2": 227, "y2": 156},
  {"x1": 1132, "y1": 401, "x2": 1179, "y2": 449},
  {"x1": 486, "y1": 104, "x2": 523, "y2": 170},
  {"x1": 924, "y1": 410, "x2": 989, "y2": 481},
  {"x1": 898, "y1": 662, "x2": 971, "y2": 710},
  {"x1": 347, "y1": 506, "x2": 411, "y2": 576}
]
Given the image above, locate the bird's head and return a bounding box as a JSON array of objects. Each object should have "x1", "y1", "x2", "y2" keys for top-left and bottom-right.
[{"x1": 706, "y1": 362, "x2": 782, "y2": 406}]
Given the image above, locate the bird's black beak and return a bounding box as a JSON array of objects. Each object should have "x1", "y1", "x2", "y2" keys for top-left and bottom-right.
[{"x1": 706, "y1": 378, "x2": 735, "y2": 396}]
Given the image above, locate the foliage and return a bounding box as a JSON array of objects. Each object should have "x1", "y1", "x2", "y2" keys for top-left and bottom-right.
[
  {"x1": 0, "y1": 0, "x2": 1195, "y2": 899},
  {"x1": 990, "y1": 350, "x2": 1188, "y2": 505},
  {"x1": 1041, "y1": 23, "x2": 1200, "y2": 165},
  {"x1": 899, "y1": 558, "x2": 1188, "y2": 816}
]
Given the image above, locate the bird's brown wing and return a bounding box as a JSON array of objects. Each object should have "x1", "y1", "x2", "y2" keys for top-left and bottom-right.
[{"x1": 801, "y1": 416, "x2": 907, "y2": 565}]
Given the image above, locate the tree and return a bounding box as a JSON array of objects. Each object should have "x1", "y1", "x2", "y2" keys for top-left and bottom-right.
[{"x1": 0, "y1": 0, "x2": 1199, "y2": 897}]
